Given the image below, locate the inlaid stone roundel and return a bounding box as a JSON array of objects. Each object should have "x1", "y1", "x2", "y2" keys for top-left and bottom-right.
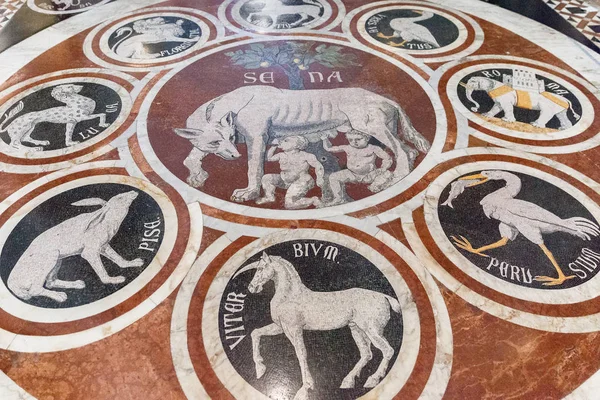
[
  {"x1": 438, "y1": 170, "x2": 600, "y2": 289},
  {"x1": 0, "y1": 183, "x2": 164, "y2": 308},
  {"x1": 219, "y1": 239, "x2": 403, "y2": 399}
]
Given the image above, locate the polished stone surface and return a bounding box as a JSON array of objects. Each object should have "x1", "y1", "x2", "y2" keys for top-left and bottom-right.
[{"x1": 1, "y1": 0, "x2": 600, "y2": 399}]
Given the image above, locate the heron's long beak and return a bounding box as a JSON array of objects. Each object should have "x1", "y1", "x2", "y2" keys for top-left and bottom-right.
[
  {"x1": 232, "y1": 261, "x2": 260, "y2": 279},
  {"x1": 459, "y1": 82, "x2": 468, "y2": 88},
  {"x1": 459, "y1": 173, "x2": 489, "y2": 187}
]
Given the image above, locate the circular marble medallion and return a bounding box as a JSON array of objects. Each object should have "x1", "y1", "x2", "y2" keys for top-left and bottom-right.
[
  {"x1": 0, "y1": 77, "x2": 131, "y2": 159},
  {"x1": 447, "y1": 62, "x2": 595, "y2": 141},
  {"x1": 230, "y1": 0, "x2": 332, "y2": 32},
  {"x1": 171, "y1": 227, "x2": 453, "y2": 399},
  {"x1": 219, "y1": 239, "x2": 403, "y2": 399},
  {"x1": 140, "y1": 38, "x2": 444, "y2": 220},
  {"x1": 424, "y1": 161, "x2": 600, "y2": 304},
  {"x1": 360, "y1": 6, "x2": 465, "y2": 54},
  {"x1": 100, "y1": 13, "x2": 210, "y2": 65},
  {"x1": 0, "y1": 173, "x2": 178, "y2": 323},
  {"x1": 28, "y1": 0, "x2": 111, "y2": 14}
]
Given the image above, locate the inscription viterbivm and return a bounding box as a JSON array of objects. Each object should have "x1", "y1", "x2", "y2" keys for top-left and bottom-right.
[
  {"x1": 438, "y1": 169, "x2": 600, "y2": 289},
  {"x1": 366, "y1": 9, "x2": 460, "y2": 51},
  {"x1": 219, "y1": 239, "x2": 403, "y2": 400},
  {"x1": 0, "y1": 82, "x2": 123, "y2": 152},
  {"x1": 0, "y1": 183, "x2": 164, "y2": 308}
]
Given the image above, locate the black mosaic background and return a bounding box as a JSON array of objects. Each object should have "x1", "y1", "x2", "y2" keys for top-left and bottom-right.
[
  {"x1": 438, "y1": 170, "x2": 600, "y2": 289},
  {"x1": 0, "y1": 183, "x2": 164, "y2": 308},
  {"x1": 219, "y1": 239, "x2": 404, "y2": 400},
  {"x1": 456, "y1": 68, "x2": 582, "y2": 130},
  {"x1": 0, "y1": 82, "x2": 122, "y2": 151}
]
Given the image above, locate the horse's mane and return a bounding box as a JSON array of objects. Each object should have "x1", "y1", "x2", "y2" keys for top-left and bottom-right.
[{"x1": 270, "y1": 256, "x2": 301, "y2": 281}]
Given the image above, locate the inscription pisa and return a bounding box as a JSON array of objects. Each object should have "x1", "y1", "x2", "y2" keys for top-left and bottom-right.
[
  {"x1": 0, "y1": 183, "x2": 164, "y2": 308},
  {"x1": 219, "y1": 239, "x2": 403, "y2": 399}
]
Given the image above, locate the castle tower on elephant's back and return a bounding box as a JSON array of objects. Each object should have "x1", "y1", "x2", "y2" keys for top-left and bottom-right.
[{"x1": 506, "y1": 69, "x2": 545, "y2": 93}]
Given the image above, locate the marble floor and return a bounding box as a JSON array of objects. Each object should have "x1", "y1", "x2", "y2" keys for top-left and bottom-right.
[{"x1": 1, "y1": 0, "x2": 600, "y2": 399}]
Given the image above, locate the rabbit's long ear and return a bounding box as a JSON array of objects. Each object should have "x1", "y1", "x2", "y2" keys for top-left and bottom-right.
[
  {"x1": 72, "y1": 198, "x2": 107, "y2": 207},
  {"x1": 84, "y1": 208, "x2": 110, "y2": 231}
]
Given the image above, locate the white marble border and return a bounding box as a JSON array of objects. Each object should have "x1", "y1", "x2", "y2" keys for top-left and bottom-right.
[
  {"x1": 202, "y1": 229, "x2": 419, "y2": 400},
  {"x1": 0, "y1": 174, "x2": 177, "y2": 323},
  {"x1": 27, "y1": 0, "x2": 111, "y2": 15},
  {"x1": 0, "y1": 371, "x2": 36, "y2": 400},
  {"x1": 343, "y1": 1, "x2": 484, "y2": 64},
  {"x1": 83, "y1": 7, "x2": 225, "y2": 72},
  {"x1": 171, "y1": 228, "x2": 453, "y2": 399},
  {"x1": 0, "y1": 160, "x2": 203, "y2": 352},
  {"x1": 0, "y1": 76, "x2": 132, "y2": 159},
  {"x1": 447, "y1": 63, "x2": 595, "y2": 141},
  {"x1": 358, "y1": 5, "x2": 467, "y2": 55},
  {"x1": 135, "y1": 34, "x2": 446, "y2": 220},
  {"x1": 424, "y1": 160, "x2": 600, "y2": 304},
  {"x1": 231, "y1": 0, "x2": 332, "y2": 33},
  {"x1": 0, "y1": 68, "x2": 142, "y2": 174},
  {"x1": 99, "y1": 13, "x2": 210, "y2": 65},
  {"x1": 401, "y1": 147, "x2": 600, "y2": 333},
  {"x1": 218, "y1": 0, "x2": 346, "y2": 37}
]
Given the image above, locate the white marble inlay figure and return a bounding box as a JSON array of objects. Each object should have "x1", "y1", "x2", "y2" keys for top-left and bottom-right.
[
  {"x1": 444, "y1": 170, "x2": 600, "y2": 286},
  {"x1": 377, "y1": 11, "x2": 440, "y2": 48},
  {"x1": 246, "y1": 0, "x2": 323, "y2": 29},
  {"x1": 256, "y1": 136, "x2": 325, "y2": 209},
  {"x1": 234, "y1": 252, "x2": 401, "y2": 399},
  {"x1": 7, "y1": 191, "x2": 144, "y2": 303},
  {"x1": 0, "y1": 84, "x2": 110, "y2": 150},
  {"x1": 174, "y1": 86, "x2": 430, "y2": 203},
  {"x1": 322, "y1": 130, "x2": 394, "y2": 206},
  {"x1": 461, "y1": 76, "x2": 580, "y2": 130},
  {"x1": 51, "y1": 0, "x2": 80, "y2": 11},
  {"x1": 110, "y1": 17, "x2": 200, "y2": 60}
]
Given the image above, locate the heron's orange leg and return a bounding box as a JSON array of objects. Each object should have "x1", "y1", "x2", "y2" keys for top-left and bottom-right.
[
  {"x1": 534, "y1": 244, "x2": 576, "y2": 286},
  {"x1": 386, "y1": 40, "x2": 408, "y2": 48},
  {"x1": 451, "y1": 236, "x2": 508, "y2": 257},
  {"x1": 376, "y1": 32, "x2": 394, "y2": 39}
]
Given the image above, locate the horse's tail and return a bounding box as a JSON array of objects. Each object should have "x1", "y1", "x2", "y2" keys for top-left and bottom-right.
[
  {"x1": 0, "y1": 101, "x2": 23, "y2": 134},
  {"x1": 385, "y1": 295, "x2": 401, "y2": 313}
]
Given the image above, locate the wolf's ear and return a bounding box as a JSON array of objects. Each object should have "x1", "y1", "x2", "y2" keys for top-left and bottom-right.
[
  {"x1": 174, "y1": 128, "x2": 203, "y2": 139},
  {"x1": 72, "y1": 198, "x2": 107, "y2": 207},
  {"x1": 219, "y1": 112, "x2": 236, "y2": 128}
]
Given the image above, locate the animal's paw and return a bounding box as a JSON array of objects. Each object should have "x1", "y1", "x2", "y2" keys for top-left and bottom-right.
[
  {"x1": 65, "y1": 141, "x2": 78, "y2": 147},
  {"x1": 126, "y1": 258, "x2": 144, "y2": 268},
  {"x1": 255, "y1": 361, "x2": 266, "y2": 379},
  {"x1": 502, "y1": 117, "x2": 516, "y2": 123},
  {"x1": 98, "y1": 123, "x2": 110, "y2": 128},
  {"x1": 187, "y1": 174, "x2": 207, "y2": 188},
  {"x1": 72, "y1": 280, "x2": 86, "y2": 289},
  {"x1": 103, "y1": 276, "x2": 126, "y2": 285},
  {"x1": 52, "y1": 292, "x2": 68, "y2": 303},
  {"x1": 340, "y1": 376, "x2": 355, "y2": 389},
  {"x1": 531, "y1": 121, "x2": 544, "y2": 128},
  {"x1": 364, "y1": 375, "x2": 381, "y2": 388},
  {"x1": 471, "y1": 107, "x2": 480, "y2": 112},
  {"x1": 231, "y1": 187, "x2": 260, "y2": 203}
]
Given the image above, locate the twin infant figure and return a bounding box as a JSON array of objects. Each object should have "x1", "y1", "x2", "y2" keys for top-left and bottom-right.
[{"x1": 256, "y1": 130, "x2": 394, "y2": 209}]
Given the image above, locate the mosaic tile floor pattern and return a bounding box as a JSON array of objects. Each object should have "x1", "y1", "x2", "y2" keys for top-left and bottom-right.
[
  {"x1": 0, "y1": 0, "x2": 24, "y2": 28},
  {"x1": 546, "y1": 0, "x2": 600, "y2": 46}
]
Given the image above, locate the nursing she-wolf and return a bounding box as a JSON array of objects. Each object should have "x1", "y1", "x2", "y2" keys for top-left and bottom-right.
[{"x1": 175, "y1": 86, "x2": 431, "y2": 202}]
